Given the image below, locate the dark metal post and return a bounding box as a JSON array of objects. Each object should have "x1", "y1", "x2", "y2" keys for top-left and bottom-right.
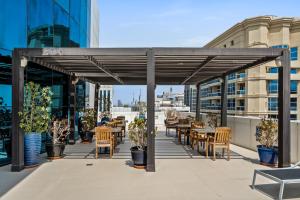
[
  {"x1": 94, "y1": 84, "x2": 99, "y2": 123},
  {"x1": 221, "y1": 76, "x2": 228, "y2": 126},
  {"x1": 146, "y1": 49, "x2": 155, "y2": 172},
  {"x1": 11, "y1": 50, "x2": 25, "y2": 172},
  {"x1": 68, "y1": 75, "x2": 76, "y2": 144},
  {"x1": 196, "y1": 84, "x2": 201, "y2": 121},
  {"x1": 278, "y1": 49, "x2": 291, "y2": 168}
]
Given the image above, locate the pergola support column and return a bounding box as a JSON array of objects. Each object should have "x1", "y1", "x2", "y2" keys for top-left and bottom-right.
[
  {"x1": 146, "y1": 49, "x2": 155, "y2": 172},
  {"x1": 221, "y1": 75, "x2": 228, "y2": 126},
  {"x1": 11, "y1": 50, "x2": 25, "y2": 172},
  {"x1": 68, "y1": 75, "x2": 77, "y2": 145},
  {"x1": 278, "y1": 50, "x2": 291, "y2": 168},
  {"x1": 94, "y1": 83, "x2": 100, "y2": 123},
  {"x1": 196, "y1": 84, "x2": 201, "y2": 121}
]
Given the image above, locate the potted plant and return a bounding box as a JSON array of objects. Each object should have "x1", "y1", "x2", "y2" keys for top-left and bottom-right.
[
  {"x1": 46, "y1": 118, "x2": 70, "y2": 159},
  {"x1": 18, "y1": 82, "x2": 52, "y2": 167},
  {"x1": 80, "y1": 109, "x2": 96, "y2": 143},
  {"x1": 256, "y1": 118, "x2": 278, "y2": 166},
  {"x1": 128, "y1": 118, "x2": 148, "y2": 168}
]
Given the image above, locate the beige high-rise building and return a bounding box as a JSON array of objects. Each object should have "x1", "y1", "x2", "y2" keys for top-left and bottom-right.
[{"x1": 198, "y1": 16, "x2": 300, "y2": 119}]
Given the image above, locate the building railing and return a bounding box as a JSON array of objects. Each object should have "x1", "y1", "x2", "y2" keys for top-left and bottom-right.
[
  {"x1": 236, "y1": 106, "x2": 245, "y2": 111},
  {"x1": 228, "y1": 107, "x2": 235, "y2": 110},
  {"x1": 207, "y1": 91, "x2": 221, "y2": 97},
  {"x1": 237, "y1": 73, "x2": 245, "y2": 79},
  {"x1": 236, "y1": 90, "x2": 245, "y2": 95},
  {"x1": 206, "y1": 105, "x2": 221, "y2": 110}
]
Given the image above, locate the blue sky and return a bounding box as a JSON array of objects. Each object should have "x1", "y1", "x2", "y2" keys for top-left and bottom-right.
[{"x1": 98, "y1": 0, "x2": 300, "y2": 105}]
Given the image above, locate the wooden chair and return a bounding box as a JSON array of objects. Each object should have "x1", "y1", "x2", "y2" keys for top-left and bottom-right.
[
  {"x1": 177, "y1": 118, "x2": 190, "y2": 144},
  {"x1": 206, "y1": 127, "x2": 231, "y2": 161},
  {"x1": 165, "y1": 116, "x2": 178, "y2": 136},
  {"x1": 190, "y1": 121, "x2": 206, "y2": 150},
  {"x1": 95, "y1": 126, "x2": 114, "y2": 159},
  {"x1": 116, "y1": 116, "x2": 126, "y2": 138}
]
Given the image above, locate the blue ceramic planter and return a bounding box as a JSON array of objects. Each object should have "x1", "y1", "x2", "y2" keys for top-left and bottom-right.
[
  {"x1": 24, "y1": 133, "x2": 42, "y2": 167},
  {"x1": 257, "y1": 145, "x2": 278, "y2": 165}
]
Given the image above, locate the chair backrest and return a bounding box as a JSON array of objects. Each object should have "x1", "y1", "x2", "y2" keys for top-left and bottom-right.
[
  {"x1": 214, "y1": 127, "x2": 231, "y2": 144},
  {"x1": 191, "y1": 121, "x2": 205, "y2": 129},
  {"x1": 95, "y1": 126, "x2": 112, "y2": 143},
  {"x1": 107, "y1": 121, "x2": 117, "y2": 128},
  {"x1": 116, "y1": 116, "x2": 125, "y2": 121}
]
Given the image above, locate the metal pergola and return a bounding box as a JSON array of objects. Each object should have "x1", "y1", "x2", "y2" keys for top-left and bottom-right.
[{"x1": 11, "y1": 47, "x2": 291, "y2": 172}]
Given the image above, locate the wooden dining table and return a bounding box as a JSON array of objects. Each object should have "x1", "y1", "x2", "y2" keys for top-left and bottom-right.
[
  {"x1": 191, "y1": 127, "x2": 216, "y2": 154},
  {"x1": 176, "y1": 124, "x2": 192, "y2": 145}
]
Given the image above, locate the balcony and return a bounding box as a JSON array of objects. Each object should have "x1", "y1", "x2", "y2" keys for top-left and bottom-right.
[
  {"x1": 236, "y1": 90, "x2": 245, "y2": 95},
  {"x1": 228, "y1": 106, "x2": 235, "y2": 110},
  {"x1": 207, "y1": 91, "x2": 221, "y2": 97},
  {"x1": 237, "y1": 73, "x2": 245, "y2": 79},
  {"x1": 236, "y1": 106, "x2": 245, "y2": 111},
  {"x1": 206, "y1": 105, "x2": 221, "y2": 110}
]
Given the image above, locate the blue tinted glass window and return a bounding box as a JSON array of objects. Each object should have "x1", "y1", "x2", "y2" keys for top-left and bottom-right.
[
  {"x1": 53, "y1": 3, "x2": 70, "y2": 47},
  {"x1": 28, "y1": 0, "x2": 54, "y2": 47},
  {"x1": 79, "y1": 0, "x2": 90, "y2": 47},
  {"x1": 291, "y1": 80, "x2": 297, "y2": 94},
  {"x1": 28, "y1": 0, "x2": 53, "y2": 31},
  {"x1": 291, "y1": 47, "x2": 298, "y2": 61},
  {"x1": 268, "y1": 67, "x2": 278, "y2": 73},
  {"x1": 56, "y1": 0, "x2": 70, "y2": 12},
  {"x1": 291, "y1": 98, "x2": 297, "y2": 111},
  {"x1": 272, "y1": 45, "x2": 289, "y2": 49},
  {"x1": 54, "y1": 3, "x2": 69, "y2": 27},
  {"x1": 268, "y1": 80, "x2": 278, "y2": 93},
  {"x1": 268, "y1": 97, "x2": 278, "y2": 111},
  {"x1": 291, "y1": 69, "x2": 297, "y2": 74},
  {"x1": 237, "y1": 73, "x2": 245, "y2": 78},
  {"x1": 228, "y1": 83, "x2": 235, "y2": 95},
  {"x1": 228, "y1": 73, "x2": 236, "y2": 80},
  {"x1": 70, "y1": 19, "x2": 80, "y2": 47},
  {"x1": 227, "y1": 98, "x2": 235, "y2": 110},
  {"x1": 70, "y1": 0, "x2": 81, "y2": 22},
  {"x1": 0, "y1": 0, "x2": 27, "y2": 51}
]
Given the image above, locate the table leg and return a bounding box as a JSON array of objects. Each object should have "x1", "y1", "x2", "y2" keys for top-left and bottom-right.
[{"x1": 178, "y1": 128, "x2": 181, "y2": 144}]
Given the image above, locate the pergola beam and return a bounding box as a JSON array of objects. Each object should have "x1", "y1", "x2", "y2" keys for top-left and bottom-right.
[
  {"x1": 181, "y1": 56, "x2": 215, "y2": 85},
  {"x1": 86, "y1": 56, "x2": 124, "y2": 84}
]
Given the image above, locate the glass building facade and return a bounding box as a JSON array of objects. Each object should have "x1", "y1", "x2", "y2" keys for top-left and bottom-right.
[{"x1": 0, "y1": 0, "x2": 95, "y2": 166}]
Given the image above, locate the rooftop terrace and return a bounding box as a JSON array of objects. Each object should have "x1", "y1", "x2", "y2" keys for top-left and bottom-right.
[{"x1": 1, "y1": 130, "x2": 300, "y2": 200}]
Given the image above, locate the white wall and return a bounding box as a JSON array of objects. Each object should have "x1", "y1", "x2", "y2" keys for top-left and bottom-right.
[{"x1": 200, "y1": 114, "x2": 300, "y2": 163}]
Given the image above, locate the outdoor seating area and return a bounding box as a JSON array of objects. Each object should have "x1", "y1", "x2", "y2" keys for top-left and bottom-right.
[{"x1": 165, "y1": 111, "x2": 232, "y2": 161}]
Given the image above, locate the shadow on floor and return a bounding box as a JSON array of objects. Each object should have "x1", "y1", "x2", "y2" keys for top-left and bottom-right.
[{"x1": 251, "y1": 183, "x2": 300, "y2": 200}]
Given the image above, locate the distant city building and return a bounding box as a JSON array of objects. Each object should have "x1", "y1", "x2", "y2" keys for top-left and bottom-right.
[
  {"x1": 200, "y1": 16, "x2": 300, "y2": 120},
  {"x1": 157, "y1": 87, "x2": 190, "y2": 112},
  {"x1": 184, "y1": 85, "x2": 197, "y2": 112},
  {"x1": 99, "y1": 85, "x2": 113, "y2": 113},
  {"x1": 117, "y1": 99, "x2": 123, "y2": 107}
]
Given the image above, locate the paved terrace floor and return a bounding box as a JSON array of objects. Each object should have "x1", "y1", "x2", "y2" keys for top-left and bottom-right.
[{"x1": 1, "y1": 131, "x2": 300, "y2": 200}]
